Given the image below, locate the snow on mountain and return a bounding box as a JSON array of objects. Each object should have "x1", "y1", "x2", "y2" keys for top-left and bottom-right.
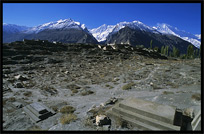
[
  {"x1": 181, "y1": 37, "x2": 201, "y2": 48},
  {"x1": 154, "y1": 23, "x2": 201, "y2": 48},
  {"x1": 112, "y1": 21, "x2": 159, "y2": 34},
  {"x1": 90, "y1": 20, "x2": 159, "y2": 42},
  {"x1": 89, "y1": 24, "x2": 115, "y2": 42},
  {"x1": 24, "y1": 18, "x2": 88, "y2": 34},
  {"x1": 3, "y1": 23, "x2": 30, "y2": 33},
  {"x1": 195, "y1": 34, "x2": 201, "y2": 40}
]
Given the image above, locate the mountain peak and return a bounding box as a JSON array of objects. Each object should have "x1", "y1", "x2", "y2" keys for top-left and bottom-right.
[
  {"x1": 24, "y1": 18, "x2": 86, "y2": 34},
  {"x1": 154, "y1": 23, "x2": 201, "y2": 48}
]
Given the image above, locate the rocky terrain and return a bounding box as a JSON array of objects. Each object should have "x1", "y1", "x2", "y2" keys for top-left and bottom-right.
[{"x1": 2, "y1": 40, "x2": 201, "y2": 130}]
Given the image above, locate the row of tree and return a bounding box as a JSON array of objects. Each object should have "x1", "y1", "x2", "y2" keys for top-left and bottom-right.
[
  {"x1": 160, "y1": 45, "x2": 201, "y2": 59},
  {"x1": 149, "y1": 40, "x2": 201, "y2": 59}
]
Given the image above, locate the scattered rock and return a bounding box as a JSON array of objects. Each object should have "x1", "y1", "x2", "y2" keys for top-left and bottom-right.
[
  {"x1": 183, "y1": 107, "x2": 194, "y2": 119},
  {"x1": 14, "y1": 82, "x2": 24, "y2": 88},
  {"x1": 64, "y1": 71, "x2": 70, "y2": 74},
  {"x1": 3, "y1": 86, "x2": 12, "y2": 93},
  {"x1": 95, "y1": 115, "x2": 111, "y2": 126},
  {"x1": 12, "y1": 102, "x2": 23, "y2": 109},
  {"x1": 150, "y1": 82, "x2": 154, "y2": 86},
  {"x1": 104, "y1": 97, "x2": 118, "y2": 106},
  {"x1": 14, "y1": 74, "x2": 29, "y2": 81}
]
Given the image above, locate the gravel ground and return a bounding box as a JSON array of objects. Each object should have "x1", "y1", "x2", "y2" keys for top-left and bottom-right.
[{"x1": 2, "y1": 42, "x2": 201, "y2": 130}]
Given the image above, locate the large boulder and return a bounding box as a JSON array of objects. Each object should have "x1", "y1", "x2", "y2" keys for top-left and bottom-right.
[{"x1": 96, "y1": 115, "x2": 111, "y2": 126}]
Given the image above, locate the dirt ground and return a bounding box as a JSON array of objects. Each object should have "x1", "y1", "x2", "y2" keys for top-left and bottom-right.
[{"x1": 2, "y1": 42, "x2": 201, "y2": 130}]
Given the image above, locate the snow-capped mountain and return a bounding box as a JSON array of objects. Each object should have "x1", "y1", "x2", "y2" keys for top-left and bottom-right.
[
  {"x1": 3, "y1": 23, "x2": 30, "y2": 33},
  {"x1": 3, "y1": 18, "x2": 98, "y2": 44},
  {"x1": 89, "y1": 20, "x2": 160, "y2": 42},
  {"x1": 24, "y1": 18, "x2": 88, "y2": 34},
  {"x1": 89, "y1": 24, "x2": 115, "y2": 42},
  {"x1": 153, "y1": 23, "x2": 201, "y2": 48}
]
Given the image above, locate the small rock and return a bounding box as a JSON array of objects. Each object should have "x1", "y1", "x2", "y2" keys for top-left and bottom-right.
[
  {"x1": 183, "y1": 107, "x2": 194, "y2": 119},
  {"x1": 96, "y1": 115, "x2": 111, "y2": 126},
  {"x1": 104, "y1": 97, "x2": 118, "y2": 106},
  {"x1": 64, "y1": 71, "x2": 69, "y2": 74},
  {"x1": 14, "y1": 82, "x2": 24, "y2": 88},
  {"x1": 14, "y1": 74, "x2": 28, "y2": 81},
  {"x1": 13, "y1": 102, "x2": 23, "y2": 109},
  {"x1": 100, "y1": 103, "x2": 105, "y2": 107},
  {"x1": 150, "y1": 82, "x2": 154, "y2": 86}
]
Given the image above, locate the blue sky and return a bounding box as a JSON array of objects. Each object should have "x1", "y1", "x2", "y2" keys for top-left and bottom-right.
[{"x1": 3, "y1": 3, "x2": 201, "y2": 34}]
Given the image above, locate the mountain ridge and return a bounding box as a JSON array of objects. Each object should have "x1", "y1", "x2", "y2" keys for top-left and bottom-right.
[{"x1": 3, "y1": 19, "x2": 200, "y2": 49}]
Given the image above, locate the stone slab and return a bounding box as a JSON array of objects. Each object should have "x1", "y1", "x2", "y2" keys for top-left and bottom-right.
[
  {"x1": 119, "y1": 97, "x2": 177, "y2": 124},
  {"x1": 23, "y1": 102, "x2": 56, "y2": 123},
  {"x1": 112, "y1": 104, "x2": 180, "y2": 130},
  {"x1": 30, "y1": 102, "x2": 47, "y2": 114},
  {"x1": 191, "y1": 110, "x2": 201, "y2": 130}
]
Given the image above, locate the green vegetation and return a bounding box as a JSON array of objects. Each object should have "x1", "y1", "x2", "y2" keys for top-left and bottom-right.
[
  {"x1": 187, "y1": 45, "x2": 194, "y2": 59},
  {"x1": 60, "y1": 105, "x2": 76, "y2": 114},
  {"x1": 150, "y1": 40, "x2": 153, "y2": 49},
  {"x1": 161, "y1": 45, "x2": 169, "y2": 56},
  {"x1": 160, "y1": 44, "x2": 200, "y2": 60},
  {"x1": 163, "y1": 91, "x2": 174, "y2": 95},
  {"x1": 81, "y1": 90, "x2": 94, "y2": 96},
  {"x1": 23, "y1": 91, "x2": 32, "y2": 97},
  {"x1": 172, "y1": 46, "x2": 180, "y2": 57},
  {"x1": 60, "y1": 114, "x2": 77, "y2": 125},
  {"x1": 191, "y1": 93, "x2": 201, "y2": 101},
  {"x1": 122, "y1": 82, "x2": 135, "y2": 90}
]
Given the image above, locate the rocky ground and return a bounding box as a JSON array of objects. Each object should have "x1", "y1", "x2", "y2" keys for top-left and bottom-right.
[{"x1": 2, "y1": 40, "x2": 201, "y2": 130}]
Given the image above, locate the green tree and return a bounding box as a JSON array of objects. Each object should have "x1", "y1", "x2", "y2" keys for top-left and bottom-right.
[
  {"x1": 150, "y1": 40, "x2": 153, "y2": 49},
  {"x1": 172, "y1": 46, "x2": 180, "y2": 57},
  {"x1": 195, "y1": 49, "x2": 198, "y2": 58},
  {"x1": 169, "y1": 51, "x2": 172, "y2": 57},
  {"x1": 187, "y1": 45, "x2": 194, "y2": 59},
  {"x1": 166, "y1": 46, "x2": 169, "y2": 56},
  {"x1": 180, "y1": 54, "x2": 186, "y2": 59},
  {"x1": 154, "y1": 47, "x2": 159, "y2": 53},
  {"x1": 199, "y1": 47, "x2": 201, "y2": 58},
  {"x1": 161, "y1": 46, "x2": 164, "y2": 54}
]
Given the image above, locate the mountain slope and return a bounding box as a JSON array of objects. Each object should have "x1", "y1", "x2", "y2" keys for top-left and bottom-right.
[
  {"x1": 89, "y1": 24, "x2": 115, "y2": 42},
  {"x1": 105, "y1": 26, "x2": 195, "y2": 54},
  {"x1": 153, "y1": 23, "x2": 201, "y2": 48},
  {"x1": 3, "y1": 19, "x2": 98, "y2": 44},
  {"x1": 3, "y1": 23, "x2": 30, "y2": 33},
  {"x1": 89, "y1": 21, "x2": 159, "y2": 42}
]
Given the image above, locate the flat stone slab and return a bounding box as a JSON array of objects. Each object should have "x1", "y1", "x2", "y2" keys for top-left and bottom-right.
[
  {"x1": 120, "y1": 97, "x2": 177, "y2": 124},
  {"x1": 30, "y1": 102, "x2": 48, "y2": 114},
  {"x1": 191, "y1": 110, "x2": 201, "y2": 130},
  {"x1": 23, "y1": 102, "x2": 55, "y2": 123},
  {"x1": 106, "y1": 97, "x2": 181, "y2": 130}
]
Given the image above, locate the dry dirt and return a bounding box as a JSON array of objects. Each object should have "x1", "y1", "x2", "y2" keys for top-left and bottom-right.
[{"x1": 2, "y1": 42, "x2": 201, "y2": 130}]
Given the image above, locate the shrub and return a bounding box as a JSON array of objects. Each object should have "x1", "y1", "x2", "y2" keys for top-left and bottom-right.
[
  {"x1": 60, "y1": 105, "x2": 76, "y2": 114},
  {"x1": 152, "y1": 85, "x2": 162, "y2": 90},
  {"x1": 60, "y1": 114, "x2": 77, "y2": 125},
  {"x1": 51, "y1": 106, "x2": 58, "y2": 112},
  {"x1": 71, "y1": 89, "x2": 78, "y2": 94},
  {"x1": 122, "y1": 83, "x2": 135, "y2": 90},
  {"x1": 23, "y1": 91, "x2": 32, "y2": 97},
  {"x1": 191, "y1": 93, "x2": 201, "y2": 101},
  {"x1": 163, "y1": 91, "x2": 174, "y2": 95},
  {"x1": 40, "y1": 85, "x2": 58, "y2": 95},
  {"x1": 67, "y1": 84, "x2": 81, "y2": 90},
  {"x1": 8, "y1": 97, "x2": 16, "y2": 102},
  {"x1": 81, "y1": 90, "x2": 94, "y2": 96}
]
